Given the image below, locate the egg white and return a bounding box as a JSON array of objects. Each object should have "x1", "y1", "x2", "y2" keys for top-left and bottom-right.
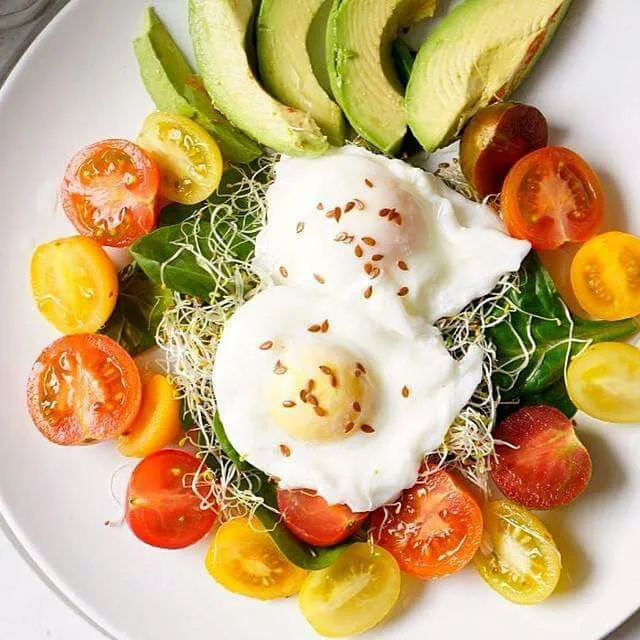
[
  {"x1": 213, "y1": 286, "x2": 483, "y2": 512},
  {"x1": 255, "y1": 145, "x2": 530, "y2": 337}
]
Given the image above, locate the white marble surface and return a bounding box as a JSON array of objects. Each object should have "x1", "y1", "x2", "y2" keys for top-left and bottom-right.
[{"x1": 0, "y1": 2, "x2": 638, "y2": 639}]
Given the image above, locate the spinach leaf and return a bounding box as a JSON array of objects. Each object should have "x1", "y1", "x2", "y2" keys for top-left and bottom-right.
[
  {"x1": 209, "y1": 414, "x2": 349, "y2": 570},
  {"x1": 130, "y1": 217, "x2": 255, "y2": 299},
  {"x1": 101, "y1": 266, "x2": 172, "y2": 356},
  {"x1": 392, "y1": 38, "x2": 415, "y2": 87},
  {"x1": 489, "y1": 254, "x2": 639, "y2": 415}
]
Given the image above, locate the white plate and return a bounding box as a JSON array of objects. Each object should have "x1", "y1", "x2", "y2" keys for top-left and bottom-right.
[{"x1": 1, "y1": 1, "x2": 639, "y2": 638}]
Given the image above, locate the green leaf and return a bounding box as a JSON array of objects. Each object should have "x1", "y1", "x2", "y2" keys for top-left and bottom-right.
[
  {"x1": 489, "y1": 253, "x2": 639, "y2": 414},
  {"x1": 392, "y1": 38, "x2": 415, "y2": 87},
  {"x1": 100, "y1": 266, "x2": 173, "y2": 356},
  {"x1": 209, "y1": 414, "x2": 349, "y2": 570}
]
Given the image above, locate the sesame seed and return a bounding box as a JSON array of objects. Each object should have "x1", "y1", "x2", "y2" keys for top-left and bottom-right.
[
  {"x1": 363, "y1": 285, "x2": 373, "y2": 299},
  {"x1": 279, "y1": 444, "x2": 291, "y2": 457},
  {"x1": 273, "y1": 360, "x2": 287, "y2": 375},
  {"x1": 365, "y1": 179, "x2": 373, "y2": 188},
  {"x1": 308, "y1": 324, "x2": 322, "y2": 333},
  {"x1": 361, "y1": 424, "x2": 375, "y2": 434},
  {"x1": 372, "y1": 254, "x2": 384, "y2": 261},
  {"x1": 344, "y1": 201, "x2": 355, "y2": 213},
  {"x1": 314, "y1": 406, "x2": 327, "y2": 417},
  {"x1": 352, "y1": 401, "x2": 361, "y2": 412},
  {"x1": 397, "y1": 260, "x2": 409, "y2": 271},
  {"x1": 344, "y1": 422, "x2": 355, "y2": 433},
  {"x1": 279, "y1": 265, "x2": 289, "y2": 278},
  {"x1": 313, "y1": 273, "x2": 326, "y2": 284},
  {"x1": 402, "y1": 385, "x2": 410, "y2": 398},
  {"x1": 296, "y1": 222, "x2": 305, "y2": 234},
  {"x1": 259, "y1": 340, "x2": 274, "y2": 350},
  {"x1": 355, "y1": 244, "x2": 364, "y2": 258},
  {"x1": 362, "y1": 236, "x2": 376, "y2": 246},
  {"x1": 321, "y1": 319, "x2": 329, "y2": 333},
  {"x1": 397, "y1": 286, "x2": 409, "y2": 297},
  {"x1": 282, "y1": 400, "x2": 296, "y2": 408},
  {"x1": 354, "y1": 198, "x2": 365, "y2": 210}
]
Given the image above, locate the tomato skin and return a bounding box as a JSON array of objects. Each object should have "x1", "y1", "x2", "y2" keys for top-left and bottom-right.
[
  {"x1": 491, "y1": 405, "x2": 592, "y2": 510},
  {"x1": 502, "y1": 147, "x2": 604, "y2": 250},
  {"x1": 61, "y1": 139, "x2": 160, "y2": 248},
  {"x1": 370, "y1": 468, "x2": 483, "y2": 580},
  {"x1": 126, "y1": 449, "x2": 215, "y2": 550},
  {"x1": 26, "y1": 334, "x2": 141, "y2": 445},
  {"x1": 206, "y1": 517, "x2": 307, "y2": 599},
  {"x1": 276, "y1": 489, "x2": 367, "y2": 547},
  {"x1": 571, "y1": 231, "x2": 640, "y2": 320},
  {"x1": 30, "y1": 236, "x2": 118, "y2": 334},
  {"x1": 567, "y1": 342, "x2": 640, "y2": 423}
]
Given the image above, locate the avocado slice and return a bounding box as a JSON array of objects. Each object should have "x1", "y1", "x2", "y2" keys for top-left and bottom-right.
[
  {"x1": 406, "y1": 0, "x2": 572, "y2": 152},
  {"x1": 133, "y1": 7, "x2": 261, "y2": 164},
  {"x1": 326, "y1": 0, "x2": 436, "y2": 155},
  {"x1": 257, "y1": 0, "x2": 345, "y2": 147},
  {"x1": 189, "y1": 0, "x2": 329, "y2": 157}
]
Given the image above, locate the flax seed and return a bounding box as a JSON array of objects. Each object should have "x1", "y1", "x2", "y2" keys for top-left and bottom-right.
[
  {"x1": 352, "y1": 401, "x2": 361, "y2": 413},
  {"x1": 279, "y1": 444, "x2": 291, "y2": 457},
  {"x1": 296, "y1": 221, "x2": 305, "y2": 234},
  {"x1": 354, "y1": 198, "x2": 365, "y2": 210},
  {"x1": 273, "y1": 360, "x2": 287, "y2": 375},
  {"x1": 402, "y1": 385, "x2": 410, "y2": 398},
  {"x1": 313, "y1": 273, "x2": 326, "y2": 284},
  {"x1": 344, "y1": 422, "x2": 355, "y2": 434},
  {"x1": 372, "y1": 254, "x2": 383, "y2": 261},
  {"x1": 362, "y1": 236, "x2": 376, "y2": 246},
  {"x1": 321, "y1": 319, "x2": 329, "y2": 333},
  {"x1": 282, "y1": 400, "x2": 296, "y2": 408},
  {"x1": 365, "y1": 179, "x2": 373, "y2": 188},
  {"x1": 259, "y1": 340, "x2": 273, "y2": 350},
  {"x1": 355, "y1": 244, "x2": 364, "y2": 258},
  {"x1": 314, "y1": 406, "x2": 327, "y2": 417},
  {"x1": 361, "y1": 424, "x2": 375, "y2": 434},
  {"x1": 279, "y1": 266, "x2": 289, "y2": 278},
  {"x1": 363, "y1": 285, "x2": 373, "y2": 299},
  {"x1": 308, "y1": 324, "x2": 322, "y2": 333},
  {"x1": 344, "y1": 201, "x2": 355, "y2": 213},
  {"x1": 397, "y1": 260, "x2": 409, "y2": 271},
  {"x1": 397, "y1": 287, "x2": 409, "y2": 297}
]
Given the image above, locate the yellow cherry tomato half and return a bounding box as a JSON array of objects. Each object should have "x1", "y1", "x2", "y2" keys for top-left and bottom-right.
[
  {"x1": 30, "y1": 236, "x2": 118, "y2": 334},
  {"x1": 137, "y1": 112, "x2": 223, "y2": 205},
  {"x1": 299, "y1": 543, "x2": 400, "y2": 638},
  {"x1": 571, "y1": 231, "x2": 640, "y2": 320},
  {"x1": 474, "y1": 500, "x2": 561, "y2": 605},
  {"x1": 206, "y1": 517, "x2": 307, "y2": 600},
  {"x1": 118, "y1": 375, "x2": 183, "y2": 457},
  {"x1": 567, "y1": 342, "x2": 640, "y2": 423}
]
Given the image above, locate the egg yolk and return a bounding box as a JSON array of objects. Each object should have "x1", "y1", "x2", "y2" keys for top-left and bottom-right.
[{"x1": 264, "y1": 346, "x2": 372, "y2": 443}]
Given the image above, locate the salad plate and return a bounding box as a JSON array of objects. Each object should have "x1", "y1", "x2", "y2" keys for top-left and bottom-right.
[{"x1": 1, "y1": 0, "x2": 640, "y2": 639}]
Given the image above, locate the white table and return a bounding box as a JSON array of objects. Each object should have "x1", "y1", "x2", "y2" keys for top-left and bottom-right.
[{"x1": 0, "y1": 2, "x2": 638, "y2": 639}]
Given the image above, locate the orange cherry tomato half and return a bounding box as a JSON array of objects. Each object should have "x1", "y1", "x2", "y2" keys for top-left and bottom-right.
[
  {"x1": 276, "y1": 488, "x2": 368, "y2": 547},
  {"x1": 26, "y1": 334, "x2": 142, "y2": 445},
  {"x1": 501, "y1": 147, "x2": 604, "y2": 250},
  {"x1": 370, "y1": 468, "x2": 483, "y2": 580},
  {"x1": 126, "y1": 449, "x2": 216, "y2": 549},
  {"x1": 61, "y1": 139, "x2": 160, "y2": 248}
]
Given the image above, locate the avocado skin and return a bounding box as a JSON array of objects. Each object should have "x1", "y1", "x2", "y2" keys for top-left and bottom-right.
[
  {"x1": 257, "y1": 0, "x2": 346, "y2": 147},
  {"x1": 406, "y1": 0, "x2": 573, "y2": 152},
  {"x1": 189, "y1": 0, "x2": 329, "y2": 157},
  {"x1": 133, "y1": 7, "x2": 261, "y2": 164}
]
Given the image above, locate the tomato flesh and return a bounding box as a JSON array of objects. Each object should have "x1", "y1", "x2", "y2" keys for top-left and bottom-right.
[
  {"x1": 126, "y1": 449, "x2": 216, "y2": 549},
  {"x1": 61, "y1": 139, "x2": 160, "y2": 248},
  {"x1": 571, "y1": 231, "x2": 640, "y2": 320},
  {"x1": 277, "y1": 488, "x2": 367, "y2": 547},
  {"x1": 474, "y1": 500, "x2": 561, "y2": 605},
  {"x1": 502, "y1": 147, "x2": 604, "y2": 250},
  {"x1": 370, "y1": 468, "x2": 483, "y2": 580},
  {"x1": 567, "y1": 342, "x2": 640, "y2": 423},
  {"x1": 206, "y1": 517, "x2": 307, "y2": 599},
  {"x1": 26, "y1": 334, "x2": 141, "y2": 445},
  {"x1": 491, "y1": 405, "x2": 592, "y2": 510}
]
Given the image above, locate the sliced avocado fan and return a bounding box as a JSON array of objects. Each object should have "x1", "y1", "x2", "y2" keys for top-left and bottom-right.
[
  {"x1": 189, "y1": 0, "x2": 329, "y2": 157},
  {"x1": 326, "y1": 0, "x2": 437, "y2": 156},
  {"x1": 406, "y1": 0, "x2": 573, "y2": 152},
  {"x1": 257, "y1": 0, "x2": 346, "y2": 147},
  {"x1": 133, "y1": 7, "x2": 261, "y2": 164}
]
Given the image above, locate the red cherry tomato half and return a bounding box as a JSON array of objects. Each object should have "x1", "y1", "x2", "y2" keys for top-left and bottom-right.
[
  {"x1": 370, "y1": 468, "x2": 483, "y2": 580},
  {"x1": 61, "y1": 139, "x2": 160, "y2": 248},
  {"x1": 126, "y1": 449, "x2": 216, "y2": 550},
  {"x1": 491, "y1": 405, "x2": 592, "y2": 510},
  {"x1": 276, "y1": 488, "x2": 368, "y2": 547},
  {"x1": 26, "y1": 334, "x2": 142, "y2": 445},
  {"x1": 501, "y1": 147, "x2": 604, "y2": 250}
]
